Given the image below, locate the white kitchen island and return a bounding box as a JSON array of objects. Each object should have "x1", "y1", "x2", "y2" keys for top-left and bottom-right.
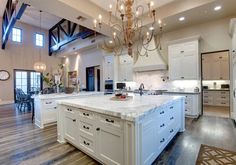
[
  {"x1": 34, "y1": 92, "x2": 102, "y2": 128},
  {"x1": 57, "y1": 95, "x2": 185, "y2": 165}
]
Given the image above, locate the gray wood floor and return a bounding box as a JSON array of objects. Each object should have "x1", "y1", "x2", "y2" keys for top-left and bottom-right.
[{"x1": 1, "y1": 104, "x2": 236, "y2": 165}]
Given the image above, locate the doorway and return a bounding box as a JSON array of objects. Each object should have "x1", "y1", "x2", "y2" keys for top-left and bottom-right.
[
  {"x1": 86, "y1": 66, "x2": 101, "y2": 91},
  {"x1": 201, "y1": 50, "x2": 230, "y2": 118},
  {"x1": 14, "y1": 69, "x2": 42, "y2": 102}
]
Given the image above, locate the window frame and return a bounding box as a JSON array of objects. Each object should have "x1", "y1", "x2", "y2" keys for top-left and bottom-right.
[
  {"x1": 35, "y1": 33, "x2": 44, "y2": 47},
  {"x1": 12, "y1": 27, "x2": 22, "y2": 43}
]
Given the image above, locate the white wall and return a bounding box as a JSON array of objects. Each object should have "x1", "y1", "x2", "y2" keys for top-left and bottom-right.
[
  {"x1": 0, "y1": 19, "x2": 61, "y2": 102},
  {"x1": 64, "y1": 47, "x2": 104, "y2": 91}
]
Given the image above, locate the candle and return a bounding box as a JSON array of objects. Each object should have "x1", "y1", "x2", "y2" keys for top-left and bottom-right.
[
  {"x1": 98, "y1": 14, "x2": 102, "y2": 24},
  {"x1": 109, "y1": 4, "x2": 112, "y2": 11},
  {"x1": 93, "y1": 19, "x2": 97, "y2": 28},
  {"x1": 113, "y1": 32, "x2": 116, "y2": 38}
]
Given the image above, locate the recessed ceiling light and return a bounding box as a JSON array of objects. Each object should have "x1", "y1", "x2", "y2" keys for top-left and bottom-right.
[
  {"x1": 214, "y1": 6, "x2": 222, "y2": 11},
  {"x1": 149, "y1": 26, "x2": 154, "y2": 31},
  {"x1": 179, "y1": 17, "x2": 185, "y2": 21}
]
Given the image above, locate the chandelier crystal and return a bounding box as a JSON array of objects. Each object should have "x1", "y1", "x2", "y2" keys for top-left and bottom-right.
[{"x1": 93, "y1": 0, "x2": 163, "y2": 57}]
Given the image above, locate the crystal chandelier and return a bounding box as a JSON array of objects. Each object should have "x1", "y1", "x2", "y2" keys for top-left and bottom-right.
[
  {"x1": 33, "y1": 10, "x2": 46, "y2": 72},
  {"x1": 93, "y1": 0, "x2": 163, "y2": 57}
]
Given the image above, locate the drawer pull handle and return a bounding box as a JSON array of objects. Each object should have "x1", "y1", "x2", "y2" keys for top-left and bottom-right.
[
  {"x1": 160, "y1": 138, "x2": 165, "y2": 143},
  {"x1": 73, "y1": 119, "x2": 76, "y2": 122},
  {"x1": 46, "y1": 102, "x2": 52, "y2": 104},
  {"x1": 160, "y1": 111, "x2": 164, "y2": 114},
  {"x1": 105, "y1": 119, "x2": 114, "y2": 123},
  {"x1": 185, "y1": 102, "x2": 187, "y2": 104},
  {"x1": 170, "y1": 129, "x2": 174, "y2": 133},
  {"x1": 83, "y1": 141, "x2": 90, "y2": 146},
  {"x1": 169, "y1": 106, "x2": 174, "y2": 109},
  {"x1": 67, "y1": 109, "x2": 72, "y2": 111},
  {"x1": 83, "y1": 113, "x2": 89, "y2": 116},
  {"x1": 160, "y1": 124, "x2": 165, "y2": 128},
  {"x1": 96, "y1": 128, "x2": 100, "y2": 131},
  {"x1": 83, "y1": 125, "x2": 89, "y2": 130},
  {"x1": 54, "y1": 107, "x2": 57, "y2": 109},
  {"x1": 170, "y1": 117, "x2": 174, "y2": 120}
]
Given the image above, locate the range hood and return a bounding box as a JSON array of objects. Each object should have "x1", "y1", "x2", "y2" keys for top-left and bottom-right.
[{"x1": 133, "y1": 38, "x2": 167, "y2": 72}]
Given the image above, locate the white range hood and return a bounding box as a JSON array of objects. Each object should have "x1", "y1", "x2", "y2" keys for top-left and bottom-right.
[{"x1": 133, "y1": 38, "x2": 167, "y2": 72}]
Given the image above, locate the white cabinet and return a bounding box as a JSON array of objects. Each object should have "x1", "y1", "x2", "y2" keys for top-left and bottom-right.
[
  {"x1": 202, "y1": 52, "x2": 229, "y2": 80},
  {"x1": 64, "y1": 107, "x2": 77, "y2": 145},
  {"x1": 163, "y1": 92, "x2": 200, "y2": 117},
  {"x1": 104, "y1": 55, "x2": 114, "y2": 80},
  {"x1": 118, "y1": 55, "x2": 133, "y2": 81},
  {"x1": 58, "y1": 97, "x2": 185, "y2": 165},
  {"x1": 168, "y1": 40, "x2": 199, "y2": 80},
  {"x1": 96, "y1": 127, "x2": 124, "y2": 165}
]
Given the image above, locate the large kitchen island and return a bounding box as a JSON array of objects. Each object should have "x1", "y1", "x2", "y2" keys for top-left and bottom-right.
[{"x1": 57, "y1": 95, "x2": 185, "y2": 165}]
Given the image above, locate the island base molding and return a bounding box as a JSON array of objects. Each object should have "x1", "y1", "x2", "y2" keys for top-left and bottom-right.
[{"x1": 57, "y1": 97, "x2": 185, "y2": 165}]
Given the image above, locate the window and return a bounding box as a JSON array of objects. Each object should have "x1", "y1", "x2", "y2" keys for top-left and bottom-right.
[
  {"x1": 35, "y1": 33, "x2": 44, "y2": 47},
  {"x1": 12, "y1": 28, "x2": 22, "y2": 42}
]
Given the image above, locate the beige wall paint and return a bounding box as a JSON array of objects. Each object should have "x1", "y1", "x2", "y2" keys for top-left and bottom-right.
[
  {"x1": 64, "y1": 47, "x2": 104, "y2": 91},
  {"x1": 0, "y1": 19, "x2": 61, "y2": 102}
]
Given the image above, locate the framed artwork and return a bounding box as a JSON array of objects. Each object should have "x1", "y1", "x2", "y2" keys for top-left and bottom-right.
[{"x1": 68, "y1": 71, "x2": 77, "y2": 87}]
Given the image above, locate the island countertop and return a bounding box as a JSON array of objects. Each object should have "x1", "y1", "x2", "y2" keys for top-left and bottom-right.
[
  {"x1": 58, "y1": 95, "x2": 184, "y2": 122},
  {"x1": 35, "y1": 91, "x2": 103, "y2": 100}
]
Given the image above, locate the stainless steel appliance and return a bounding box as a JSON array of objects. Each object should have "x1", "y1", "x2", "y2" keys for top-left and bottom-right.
[
  {"x1": 116, "y1": 83, "x2": 126, "y2": 90},
  {"x1": 104, "y1": 80, "x2": 114, "y2": 94}
]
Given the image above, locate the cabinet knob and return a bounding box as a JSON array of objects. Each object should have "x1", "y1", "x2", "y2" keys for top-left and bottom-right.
[
  {"x1": 96, "y1": 128, "x2": 100, "y2": 131},
  {"x1": 83, "y1": 141, "x2": 90, "y2": 146},
  {"x1": 105, "y1": 119, "x2": 114, "y2": 123},
  {"x1": 83, "y1": 125, "x2": 89, "y2": 130},
  {"x1": 180, "y1": 51, "x2": 184, "y2": 53},
  {"x1": 233, "y1": 50, "x2": 235, "y2": 53},
  {"x1": 73, "y1": 119, "x2": 76, "y2": 122},
  {"x1": 181, "y1": 77, "x2": 184, "y2": 79},
  {"x1": 170, "y1": 129, "x2": 174, "y2": 133},
  {"x1": 160, "y1": 111, "x2": 164, "y2": 114},
  {"x1": 170, "y1": 117, "x2": 174, "y2": 120},
  {"x1": 160, "y1": 138, "x2": 165, "y2": 143},
  {"x1": 83, "y1": 113, "x2": 89, "y2": 116}
]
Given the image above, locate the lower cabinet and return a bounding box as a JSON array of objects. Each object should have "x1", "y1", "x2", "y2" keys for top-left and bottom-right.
[
  {"x1": 163, "y1": 92, "x2": 201, "y2": 118},
  {"x1": 60, "y1": 98, "x2": 185, "y2": 165},
  {"x1": 96, "y1": 126, "x2": 124, "y2": 165},
  {"x1": 203, "y1": 90, "x2": 230, "y2": 106}
]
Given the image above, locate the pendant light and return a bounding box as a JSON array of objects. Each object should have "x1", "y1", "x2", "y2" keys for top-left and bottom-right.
[{"x1": 33, "y1": 10, "x2": 46, "y2": 72}]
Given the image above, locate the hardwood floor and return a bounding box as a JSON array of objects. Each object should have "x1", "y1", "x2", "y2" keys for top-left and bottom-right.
[
  {"x1": 0, "y1": 104, "x2": 100, "y2": 165},
  {"x1": 1, "y1": 104, "x2": 236, "y2": 165},
  {"x1": 203, "y1": 105, "x2": 230, "y2": 118}
]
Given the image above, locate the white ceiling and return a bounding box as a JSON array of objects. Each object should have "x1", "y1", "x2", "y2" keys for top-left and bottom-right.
[
  {"x1": 0, "y1": 0, "x2": 7, "y2": 16},
  {"x1": 89, "y1": 0, "x2": 175, "y2": 14},
  {"x1": 162, "y1": 0, "x2": 236, "y2": 32},
  {"x1": 20, "y1": 6, "x2": 61, "y2": 29}
]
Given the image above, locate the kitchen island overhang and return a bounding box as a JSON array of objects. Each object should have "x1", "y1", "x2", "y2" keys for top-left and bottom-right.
[{"x1": 57, "y1": 95, "x2": 185, "y2": 165}]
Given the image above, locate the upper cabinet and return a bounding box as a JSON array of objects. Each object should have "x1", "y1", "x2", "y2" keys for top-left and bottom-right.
[
  {"x1": 202, "y1": 52, "x2": 229, "y2": 80},
  {"x1": 168, "y1": 39, "x2": 200, "y2": 80},
  {"x1": 104, "y1": 55, "x2": 114, "y2": 80},
  {"x1": 118, "y1": 54, "x2": 133, "y2": 81}
]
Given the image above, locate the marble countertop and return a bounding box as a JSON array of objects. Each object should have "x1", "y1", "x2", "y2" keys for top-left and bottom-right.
[
  {"x1": 163, "y1": 91, "x2": 201, "y2": 95},
  {"x1": 58, "y1": 95, "x2": 184, "y2": 122},
  {"x1": 35, "y1": 92, "x2": 103, "y2": 100}
]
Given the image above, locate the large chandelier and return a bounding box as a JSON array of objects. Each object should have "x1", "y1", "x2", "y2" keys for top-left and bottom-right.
[
  {"x1": 33, "y1": 10, "x2": 46, "y2": 72},
  {"x1": 93, "y1": 0, "x2": 163, "y2": 57}
]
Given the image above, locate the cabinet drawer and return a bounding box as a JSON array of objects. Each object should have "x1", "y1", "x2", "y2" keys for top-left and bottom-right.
[
  {"x1": 99, "y1": 115, "x2": 122, "y2": 130},
  {"x1": 79, "y1": 120, "x2": 94, "y2": 137},
  {"x1": 43, "y1": 100, "x2": 56, "y2": 108},
  {"x1": 79, "y1": 109, "x2": 94, "y2": 120},
  {"x1": 79, "y1": 135, "x2": 95, "y2": 154},
  {"x1": 65, "y1": 107, "x2": 77, "y2": 119}
]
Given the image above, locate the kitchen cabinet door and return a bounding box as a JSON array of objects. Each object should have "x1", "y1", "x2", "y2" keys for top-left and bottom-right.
[
  {"x1": 64, "y1": 115, "x2": 77, "y2": 144},
  {"x1": 182, "y1": 52, "x2": 198, "y2": 79},
  {"x1": 202, "y1": 55, "x2": 212, "y2": 80},
  {"x1": 96, "y1": 126, "x2": 124, "y2": 165},
  {"x1": 168, "y1": 54, "x2": 182, "y2": 80},
  {"x1": 104, "y1": 56, "x2": 114, "y2": 80},
  {"x1": 220, "y1": 55, "x2": 229, "y2": 80}
]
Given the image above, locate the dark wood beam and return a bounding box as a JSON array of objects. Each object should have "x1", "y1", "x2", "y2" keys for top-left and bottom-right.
[{"x1": 1, "y1": 2, "x2": 28, "y2": 49}]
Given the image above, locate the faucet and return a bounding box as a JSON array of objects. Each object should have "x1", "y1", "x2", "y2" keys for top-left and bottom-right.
[{"x1": 139, "y1": 83, "x2": 145, "y2": 96}]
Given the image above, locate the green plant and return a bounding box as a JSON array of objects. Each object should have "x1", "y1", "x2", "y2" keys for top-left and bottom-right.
[{"x1": 42, "y1": 73, "x2": 54, "y2": 87}]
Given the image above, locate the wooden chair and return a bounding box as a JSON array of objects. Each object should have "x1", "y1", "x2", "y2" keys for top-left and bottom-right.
[{"x1": 15, "y1": 88, "x2": 35, "y2": 122}]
